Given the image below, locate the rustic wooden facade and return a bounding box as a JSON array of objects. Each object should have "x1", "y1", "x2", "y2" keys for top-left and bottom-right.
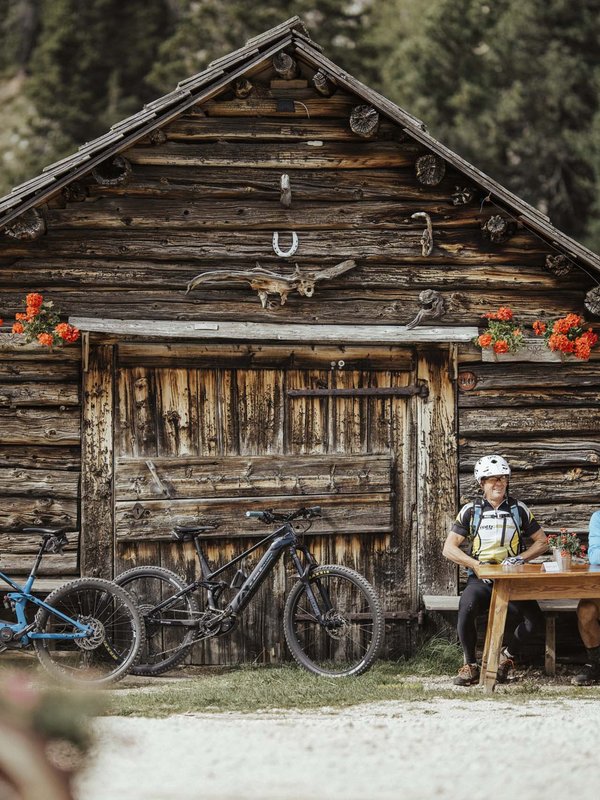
[{"x1": 1, "y1": 17, "x2": 599, "y2": 662}]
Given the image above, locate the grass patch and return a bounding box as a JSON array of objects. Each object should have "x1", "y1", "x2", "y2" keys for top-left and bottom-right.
[{"x1": 106, "y1": 638, "x2": 599, "y2": 717}]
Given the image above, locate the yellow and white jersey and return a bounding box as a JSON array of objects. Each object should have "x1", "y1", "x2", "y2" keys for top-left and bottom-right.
[{"x1": 451, "y1": 497, "x2": 541, "y2": 564}]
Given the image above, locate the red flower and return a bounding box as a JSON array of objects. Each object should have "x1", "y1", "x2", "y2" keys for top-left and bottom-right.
[
  {"x1": 493, "y1": 339, "x2": 509, "y2": 354},
  {"x1": 478, "y1": 332, "x2": 493, "y2": 347},
  {"x1": 54, "y1": 323, "x2": 80, "y2": 343},
  {"x1": 533, "y1": 320, "x2": 546, "y2": 335},
  {"x1": 26, "y1": 293, "x2": 43, "y2": 311},
  {"x1": 12, "y1": 322, "x2": 24, "y2": 334},
  {"x1": 37, "y1": 332, "x2": 54, "y2": 347},
  {"x1": 495, "y1": 306, "x2": 514, "y2": 322}
]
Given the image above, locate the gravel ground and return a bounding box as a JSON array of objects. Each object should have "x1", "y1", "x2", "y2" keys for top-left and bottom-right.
[{"x1": 76, "y1": 689, "x2": 600, "y2": 800}]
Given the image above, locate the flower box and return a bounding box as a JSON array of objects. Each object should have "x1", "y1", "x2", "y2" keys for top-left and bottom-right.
[{"x1": 481, "y1": 337, "x2": 576, "y2": 362}]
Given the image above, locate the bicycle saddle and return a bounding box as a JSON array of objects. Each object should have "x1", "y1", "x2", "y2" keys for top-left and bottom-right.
[{"x1": 172, "y1": 524, "x2": 219, "y2": 541}]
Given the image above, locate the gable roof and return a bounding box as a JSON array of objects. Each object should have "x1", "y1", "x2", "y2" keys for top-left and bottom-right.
[{"x1": 1, "y1": 15, "x2": 599, "y2": 275}]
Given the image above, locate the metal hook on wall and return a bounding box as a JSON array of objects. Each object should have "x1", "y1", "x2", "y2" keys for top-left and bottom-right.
[{"x1": 272, "y1": 231, "x2": 299, "y2": 258}]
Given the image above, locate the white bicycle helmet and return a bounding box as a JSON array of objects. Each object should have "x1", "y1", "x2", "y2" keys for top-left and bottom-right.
[{"x1": 473, "y1": 454, "x2": 511, "y2": 483}]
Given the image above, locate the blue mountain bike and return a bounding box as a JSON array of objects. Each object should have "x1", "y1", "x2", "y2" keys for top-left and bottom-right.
[{"x1": 0, "y1": 528, "x2": 144, "y2": 685}]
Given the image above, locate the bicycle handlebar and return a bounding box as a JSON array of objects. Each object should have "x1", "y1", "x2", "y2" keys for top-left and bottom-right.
[{"x1": 245, "y1": 507, "x2": 321, "y2": 524}]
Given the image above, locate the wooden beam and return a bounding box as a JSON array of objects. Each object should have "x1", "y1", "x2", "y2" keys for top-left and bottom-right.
[
  {"x1": 69, "y1": 317, "x2": 478, "y2": 344},
  {"x1": 81, "y1": 343, "x2": 115, "y2": 579},
  {"x1": 416, "y1": 345, "x2": 458, "y2": 595}
]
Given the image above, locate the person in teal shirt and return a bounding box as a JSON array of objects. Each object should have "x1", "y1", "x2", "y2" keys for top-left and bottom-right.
[{"x1": 573, "y1": 511, "x2": 600, "y2": 685}]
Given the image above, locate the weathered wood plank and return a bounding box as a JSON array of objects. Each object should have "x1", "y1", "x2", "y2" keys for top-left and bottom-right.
[
  {"x1": 0, "y1": 228, "x2": 554, "y2": 266},
  {"x1": 0, "y1": 407, "x2": 80, "y2": 445},
  {"x1": 458, "y1": 439, "x2": 600, "y2": 470},
  {"x1": 79, "y1": 165, "x2": 468, "y2": 203},
  {"x1": 286, "y1": 369, "x2": 329, "y2": 454},
  {"x1": 81, "y1": 344, "x2": 114, "y2": 579},
  {"x1": 0, "y1": 554, "x2": 77, "y2": 576},
  {"x1": 416, "y1": 346, "x2": 458, "y2": 595},
  {"x1": 458, "y1": 362, "x2": 600, "y2": 390},
  {"x1": 45, "y1": 198, "x2": 485, "y2": 232},
  {"x1": 72, "y1": 318, "x2": 479, "y2": 344},
  {"x1": 460, "y1": 468, "x2": 600, "y2": 504},
  {"x1": 0, "y1": 381, "x2": 79, "y2": 407},
  {"x1": 115, "y1": 454, "x2": 393, "y2": 500},
  {"x1": 115, "y1": 493, "x2": 393, "y2": 541},
  {"x1": 0, "y1": 495, "x2": 77, "y2": 532},
  {"x1": 2, "y1": 259, "x2": 564, "y2": 293},
  {"x1": 164, "y1": 117, "x2": 401, "y2": 142},
  {"x1": 0, "y1": 467, "x2": 79, "y2": 498},
  {"x1": 0, "y1": 530, "x2": 79, "y2": 554},
  {"x1": 116, "y1": 342, "x2": 415, "y2": 371},
  {"x1": 0, "y1": 445, "x2": 80, "y2": 470},
  {"x1": 459, "y1": 388, "x2": 600, "y2": 407},
  {"x1": 116, "y1": 366, "x2": 158, "y2": 458},
  {"x1": 0, "y1": 359, "x2": 79, "y2": 382},
  {"x1": 459, "y1": 407, "x2": 600, "y2": 436},
  {"x1": 125, "y1": 141, "x2": 419, "y2": 169},
  {"x1": 200, "y1": 92, "x2": 362, "y2": 118},
  {"x1": 155, "y1": 368, "x2": 200, "y2": 456},
  {"x1": 0, "y1": 337, "x2": 81, "y2": 360},
  {"x1": 236, "y1": 369, "x2": 284, "y2": 455}
]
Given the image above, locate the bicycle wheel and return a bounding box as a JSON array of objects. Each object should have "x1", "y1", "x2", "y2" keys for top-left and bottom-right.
[
  {"x1": 283, "y1": 564, "x2": 384, "y2": 677},
  {"x1": 115, "y1": 566, "x2": 199, "y2": 676},
  {"x1": 34, "y1": 578, "x2": 144, "y2": 686}
]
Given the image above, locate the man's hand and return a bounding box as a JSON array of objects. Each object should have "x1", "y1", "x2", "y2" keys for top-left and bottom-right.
[{"x1": 502, "y1": 556, "x2": 525, "y2": 566}]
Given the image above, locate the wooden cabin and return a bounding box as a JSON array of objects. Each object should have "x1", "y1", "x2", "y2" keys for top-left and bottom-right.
[{"x1": 1, "y1": 17, "x2": 599, "y2": 663}]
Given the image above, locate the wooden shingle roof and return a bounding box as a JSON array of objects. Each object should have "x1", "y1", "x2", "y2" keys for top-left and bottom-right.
[{"x1": 1, "y1": 15, "x2": 599, "y2": 275}]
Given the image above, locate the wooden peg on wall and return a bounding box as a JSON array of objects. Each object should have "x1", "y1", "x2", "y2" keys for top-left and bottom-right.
[{"x1": 544, "y1": 254, "x2": 573, "y2": 278}]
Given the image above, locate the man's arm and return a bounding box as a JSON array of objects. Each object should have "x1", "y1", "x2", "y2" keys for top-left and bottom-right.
[
  {"x1": 588, "y1": 511, "x2": 600, "y2": 565},
  {"x1": 520, "y1": 529, "x2": 548, "y2": 562},
  {"x1": 443, "y1": 531, "x2": 481, "y2": 572}
]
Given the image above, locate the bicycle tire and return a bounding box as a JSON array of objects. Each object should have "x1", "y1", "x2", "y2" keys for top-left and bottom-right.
[
  {"x1": 115, "y1": 566, "x2": 200, "y2": 676},
  {"x1": 283, "y1": 564, "x2": 384, "y2": 677},
  {"x1": 34, "y1": 578, "x2": 145, "y2": 686}
]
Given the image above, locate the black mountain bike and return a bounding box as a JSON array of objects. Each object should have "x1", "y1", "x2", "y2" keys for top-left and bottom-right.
[
  {"x1": 0, "y1": 528, "x2": 144, "y2": 685},
  {"x1": 115, "y1": 506, "x2": 384, "y2": 678}
]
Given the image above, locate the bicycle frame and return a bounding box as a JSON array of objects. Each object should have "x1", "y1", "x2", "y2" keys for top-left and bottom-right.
[
  {"x1": 148, "y1": 521, "x2": 323, "y2": 627},
  {"x1": 0, "y1": 562, "x2": 92, "y2": 645}
]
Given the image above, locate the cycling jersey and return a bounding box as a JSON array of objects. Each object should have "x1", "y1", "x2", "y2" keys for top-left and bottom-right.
[{"x1": 451, "y1": 497, "x2": 541, "y2": 564}]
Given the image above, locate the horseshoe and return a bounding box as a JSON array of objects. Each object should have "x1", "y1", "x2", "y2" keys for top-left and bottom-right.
[{"x1": 272, "y1": 231, "x2": 299, "y2": 258}]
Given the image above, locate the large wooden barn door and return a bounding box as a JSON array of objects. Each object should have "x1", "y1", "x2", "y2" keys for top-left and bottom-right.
[{"x1": 112, "y1": 345, "x2": 420, "y2": 663}]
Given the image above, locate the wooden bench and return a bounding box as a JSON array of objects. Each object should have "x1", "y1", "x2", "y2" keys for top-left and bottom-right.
[{"x1": 423, "y1": 594, "x2": 578, "y2": 675}]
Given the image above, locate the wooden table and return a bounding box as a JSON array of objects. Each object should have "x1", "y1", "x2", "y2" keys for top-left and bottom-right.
[{"x1": 477, "y1": 563, "x2": 600, "y2": 693}]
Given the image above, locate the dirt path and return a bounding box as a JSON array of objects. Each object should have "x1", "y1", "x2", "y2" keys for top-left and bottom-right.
[{"x1": 76, "y1": 696, "x2": 600, "y2": 800}]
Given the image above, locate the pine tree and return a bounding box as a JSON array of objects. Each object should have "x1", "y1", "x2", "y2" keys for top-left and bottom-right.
[{"x1": 382, "y1": 0, "x2": 600, "y2": 248}]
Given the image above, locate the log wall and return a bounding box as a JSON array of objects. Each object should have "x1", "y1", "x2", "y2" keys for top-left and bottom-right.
[
  {"x1": 0, "y1": 339, "x2": 81, "y2": 575},
  {"x1": 1, "y1": 56, "x2": 599, "y2": 660}
]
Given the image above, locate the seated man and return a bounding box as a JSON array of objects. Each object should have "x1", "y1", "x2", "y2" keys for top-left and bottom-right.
[
  {"x1": 574, "y1": 510, "x2": 600, "y2": 685},
  {"x1": 443, "y1": 454, "x2": 548, "y2": 686}
]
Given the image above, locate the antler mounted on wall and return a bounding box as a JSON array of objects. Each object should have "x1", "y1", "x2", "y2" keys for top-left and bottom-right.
[{"x1": 186, "y1": 259, "x2": 357, "y2": 309}]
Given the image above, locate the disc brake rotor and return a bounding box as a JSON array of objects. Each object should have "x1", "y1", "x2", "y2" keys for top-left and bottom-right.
[
  {"x1": 75, "y1": 616, "x2": 105, "y2": 650},
  {"x1": 322, "y1": 610, "x2": 350, "y2": 640}
]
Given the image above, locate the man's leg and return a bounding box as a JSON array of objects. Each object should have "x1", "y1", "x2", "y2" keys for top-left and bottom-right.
[
  {"x1": 574, "y1": 599, "x2": 600, "y2": 685},
  {"x1": 454, "y1": 577, "x2": 492, "y2": 685}
]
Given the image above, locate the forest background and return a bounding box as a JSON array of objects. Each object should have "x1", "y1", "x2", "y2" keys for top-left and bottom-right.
[{"x1": 1, "y1": 0, "x2": 599, "y2": 251}]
